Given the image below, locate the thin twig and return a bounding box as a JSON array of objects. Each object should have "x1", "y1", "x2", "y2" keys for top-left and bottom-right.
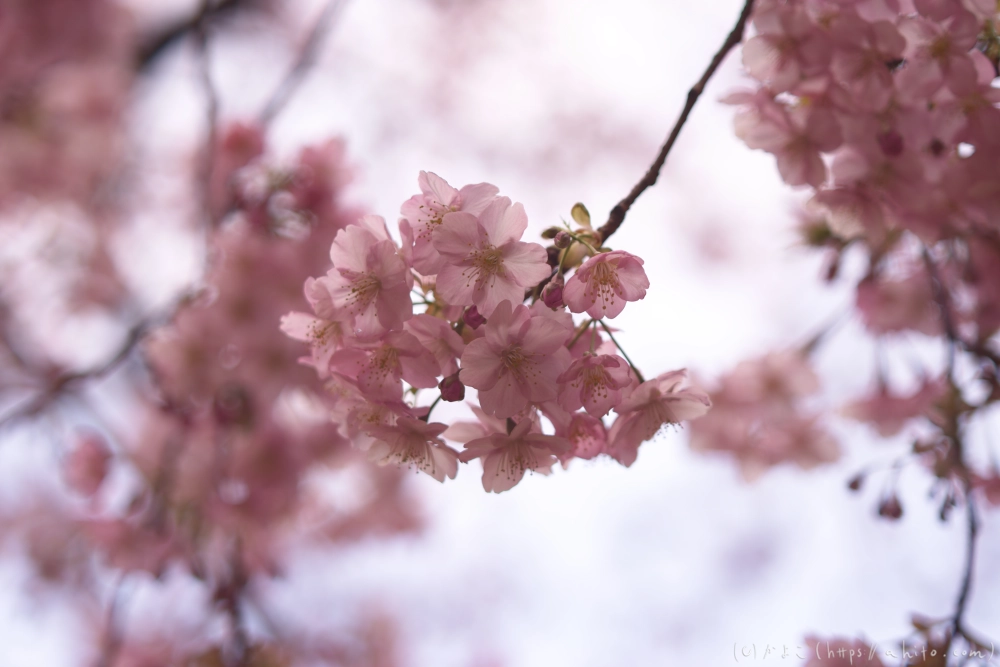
[
  {"x1": 597, "y1": 320, "x2": 645, "y2": 383},
  {"x1": 95, "y1": 574, "x2": 129, "y2": 667},
  {"x1": 194, "y1": 1, "x2": 221, "y2": 230},
  {"x1": 597, "y1": 0, "x2": 756, "y2": 244},
  {"x1": 921, "y1": 246, "x2": 958, "y2": 381},
  {"x1": 0, "y1": 321, "x2": 149, "y2": 430},
  {"x1": 0, "y1": 290, "x2": 196, "y2": 431},
  {"x1": 953, "y1": 489, "x2": 979, "y2": 639},
  {"x1": 135, "y1": 0, "x2": 258, "y2": 71},
  {"x1": 259, "y1": 0, "x2": 347, "y2": 127}
]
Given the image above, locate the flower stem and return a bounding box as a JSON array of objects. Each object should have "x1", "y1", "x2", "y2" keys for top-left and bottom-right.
[{"x1": 598, "y1": 320, "x2": 645, "y2": 383}]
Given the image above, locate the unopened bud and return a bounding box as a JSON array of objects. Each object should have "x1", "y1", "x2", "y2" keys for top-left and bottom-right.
[
  {"x1": 439, "y1": 372, "x2": 465, "y2": 402},
  {"x1": 877, "y1": 494, "x2": 903, "y2": 520},
  {"x1": 541, "y1": 274, "x2": 565, "y2": 309},
  {"x1": 213, "y1": 383, "x2": 254, "y2": 427},
  {"x1": 553, "y1": 231, "x2": 573, "y2": 249},
  {"x1": 463, "y1": 306, "x2": 486, "y2": 329},
  {"x1": 847, "y1": 473, "x2": 864, "y2": 492},
  {"x1": 877, "y1": 130, "x2": 904, "y2": 157}
]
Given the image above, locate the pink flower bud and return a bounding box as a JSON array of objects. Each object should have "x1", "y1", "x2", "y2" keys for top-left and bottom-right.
[
  {"x1": 439, "y1": 372, "x2": 466, "y2": 402},
  {"x1": 553, "y1": 231, "x2": 572, "y2": 249},
  {"x1": 463, "y1": 306, "x2": 486, "y2": 329},
  {"x1": 64, "y1": 432, "x2": 112, "y2": 497},
  {"x1": 541, "y1": 274, "x2": 565, "y2": 310},
  {"x1": 878, "y1": 494, "x2": 903, "y2": 520},
  {"x1": 876, "y1": 130, "x2": 904, "y2": 157}
]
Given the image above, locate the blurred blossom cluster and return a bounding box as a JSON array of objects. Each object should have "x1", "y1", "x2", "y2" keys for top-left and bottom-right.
[
  {"x1": 711, "y1": 0, "x2": 1000, "y2": 658},
  {"x1": 0, "y1": 0, "x2": 423, "y2": 663}
]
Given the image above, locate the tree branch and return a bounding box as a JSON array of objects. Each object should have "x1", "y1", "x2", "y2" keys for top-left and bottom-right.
[
  {"x1": 598, "y1": 0, "x2": 756, "y2": 244},
  {"x1": 259, "y1": 0, "x2": 347, "y2": 127},
  {"x1": 135, "y1": 0, "x2": 259, "y2": 71}
]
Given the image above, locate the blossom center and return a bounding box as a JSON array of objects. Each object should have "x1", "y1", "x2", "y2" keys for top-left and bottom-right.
[{"x1": 347, "y1": 272, "x2": 381, "y2": 313}]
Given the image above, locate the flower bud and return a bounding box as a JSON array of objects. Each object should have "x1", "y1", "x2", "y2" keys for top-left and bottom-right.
[
  {"x1": 541, "y1": 274, "x2": 565, "y2": 309},
  {"x1": 463, "y1": 306, "x2": 486, "y2": 329},
  {"x1": 553, "y1": 231, "x2": 573, "y2": 249},
  {"x1": 439, "y1": 372, "x2": 466, "y2": 402},
  {"x1": 847, "y1": 473, "x2": 864, "y2": 492},
  {"x1": 877, "y1": 494, "x2": 903, "y2": 520},
  {"x1": 876, "y1": 130, "x2": 904, "y2": 157}
]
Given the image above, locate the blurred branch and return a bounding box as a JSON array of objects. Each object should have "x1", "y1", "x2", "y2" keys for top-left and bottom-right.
[
  {"x1": 953, "y1": 488, "x2": 979, "y2": 642},
  {"x1": 0, "y1": 291, "x2": 196, "y2": 432},
  {"x1": 95, "y1": 574, "x2": 128, "y2": 667},
  {"x1": 194, "y1": 1, "x2": 221, "y2": 230},
  {"x1": 598, "y1": 0, "x2": 756, "y2": 245},
  {"x1": 135, "y1": 0, "x2": 259, "y2": 71},
  {"x1": 922, "y1": 245, "x2": 1000, "y2": 371},
  {"x1": 259, "y1": 0, "x2": 347, "y2": 127},
  {"x1": 0, "y1": 320, "x2": 149, "y2": 430}
]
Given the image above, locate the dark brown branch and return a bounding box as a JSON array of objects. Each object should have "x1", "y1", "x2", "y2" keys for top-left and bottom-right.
[
  {"x1": 259, "y1": 0, "x2": 346, "y2": 126},
  {"x1": 194, "y1": 2, "x2": 221, "y2": 230},
  {"x1": 135, "y1": 0, "x2": 259, "y2": 71},
  {"x1": 953, "y1": 489, "x2": 979, "y2": 639},
  {"x1": 0, "y1": 321, "x2": 149, "y2": 429},
  {"x1": 0, "y1": 289, "x2": 197, "y2": 431},
  {"x1": 598, "y1": 0, "x2": 756, "y2": 244},
  {"x1": 921, "y1": 246, "x2": 959, "y2": 380}
]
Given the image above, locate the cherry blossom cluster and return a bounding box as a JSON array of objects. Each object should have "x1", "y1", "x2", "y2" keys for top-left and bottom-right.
[
  {"x1": 2, "y1": 124, "x2": 422, "y2": 663},
  {"x1": 698, "y1": 0, "x2": 1000, "y2": 486},
  {"x1": 716, "y1": 0, "x2": 1000, "y2": 657},
  {"x1": 283, "y1": 172, "x2": 711, "y2": 492}
]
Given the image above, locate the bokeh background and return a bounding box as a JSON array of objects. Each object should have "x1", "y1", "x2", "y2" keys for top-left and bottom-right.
[{"x1": 1, "y1": 0, "x2": 998, "y2": 665}]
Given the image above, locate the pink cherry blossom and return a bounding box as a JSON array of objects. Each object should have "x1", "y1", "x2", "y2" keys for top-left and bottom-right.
[
  {"x1": 557, "y1": 353, "x2": 633, "y2": 418},
  {"x1": 322, "y1": 215, "x2": 413, "y2": 338},
  {"x1": 563, "y1": 250, "x2": 650, "y2": 319},
  {"x1": 855, "y1": 271, "x2": 940, "y2": 335},
  {"x1": 400, "y1": 171, "x2": 499, "y2": 275},
  {"x1": 828, "y1": 13, "x2": 906, "y2": 111},
  {"x1": 607, "y1": 370, "x2": 711, "y2": 467},
  {"x1": 459, "y1": 418, "x2": 571, "y2": 493},
  {"x1": 280, "y1": 276, "x2": 347, "y2": 375},
  {"x1": 433, "y1": 197, "x2": 551, "y2": 318},
  {"x1": 687, "y1": 352, "x2": 840, "y2": 480},
  {"x1": 842, "y1": 377, "x2": 946, "y2": 436},
  {"x1": 542, "y1": 402, "x2": 608, "y2": 462},
  {"x1": 367, "y1": 417, "x2": 460, "y2": 482},
  {"x1": 742, "y1": 3, "x2": 832, "y2": 92},
  {"x1": 733, "y1": 96, "x2": 843, "y2": 187},
  {"x1": 330, "y1": 331, "x2": 440, "y2": 401},
  {"x1": 459, "y1": 300, "x2": 571, "y2": 418},
  {"x1": 404, "y1": 313, "x2": 465, "y2": 376}
]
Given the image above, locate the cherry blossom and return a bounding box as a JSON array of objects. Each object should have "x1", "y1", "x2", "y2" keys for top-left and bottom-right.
[
  {"x1": 433, "y1": 197, "x2": 551, "y2": 318},
  {"x1": 401, "y1": 171, "x2": 500, "y2": 275},
  {"x1": 459, "y1": 418, "x2": 571, "y2": 493},
  {"x1": 322, "y1": 215, "x2": 413, "y2": 338},
  {"x1": 563, "y1": 250, "x2": 650, "y2": 319},
  {"x1": 367, "y1": 417, "x2": 460, "y2": 482},
  {"x1": 459, "y1": 300, "x2": 571, "y2": 418},
  {"x1": 608, "y1": 370, "x2": 711, "y2": 467},
  {"x1": 556, "y1": 353, "x2": 634, "y2": 418}
]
